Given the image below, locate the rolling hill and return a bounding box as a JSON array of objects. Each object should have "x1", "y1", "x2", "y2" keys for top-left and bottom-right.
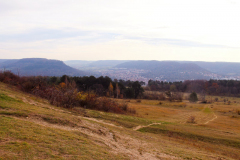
[
  {"x1": 64, "y1": 60, "x2": 130, "y2": 69},
  {"x1": 193, "y1": 61, "x2": 240, "y2": 76},
  {"x1": 0, "y1": 58, "x2": 87, "y2": 77},
  {"x1": 2, "y1": 59, "x2": 240, "y2": 81}
]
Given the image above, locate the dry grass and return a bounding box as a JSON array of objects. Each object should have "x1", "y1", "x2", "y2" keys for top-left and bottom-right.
[
  {"x1": 117, "y1": 97, "x2": 240, "y2": 159},
  {"x1": 1, "y1": 82, "x2": 240, "y2": 159}
]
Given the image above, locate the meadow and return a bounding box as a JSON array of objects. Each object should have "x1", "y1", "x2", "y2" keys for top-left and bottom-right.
[{"x1": 1, "y1": 82, "x2": 240, "y2": 159}]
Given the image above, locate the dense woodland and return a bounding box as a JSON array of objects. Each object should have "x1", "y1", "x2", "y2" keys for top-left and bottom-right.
[{"x1": 147, "y1": 79, "x2": 240, "y2": 97}]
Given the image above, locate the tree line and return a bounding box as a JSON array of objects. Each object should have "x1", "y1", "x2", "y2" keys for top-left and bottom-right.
[
  {"x1": 0, "y1": 71, "x2": 144, "y2": 99},
  {"x1": 0, "y1": 71, "x2": 141, "y2": 113},
  {"x1": 147, "y1": 79, "x2": 240, "y2": 97}
]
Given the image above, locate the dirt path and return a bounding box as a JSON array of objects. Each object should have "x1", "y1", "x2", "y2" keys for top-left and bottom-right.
[
  {"x1": 13, "y1": 115, "x2": 178, "y2": 160},
  {"x1": 204, "y1": 112, "x2": 217, "y2": 124},
  {"x1": 200, "y1": 105, "x2": 218, "y2": 125},
  {"x1": 82, "y1": 117, "x2": 123, "y2": 128},
  {"x1": 133, "y1": 123, "x2": 162, "y2": 131},
  {"x1": 6, "y1": 95, "x2": 177, "y2": 159},
  {"x1": 177, "y1": 105, "x2": 218, "y2": 125}
]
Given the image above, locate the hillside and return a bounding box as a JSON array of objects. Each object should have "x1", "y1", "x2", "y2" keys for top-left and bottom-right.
[
  {"x1": 64, "y1": 60, "x2": 94, "y2": 70},
  {"x1": 115, "y1": 61, "x2": 213, "y2": 81},
  {"x1": 64, "y1": 60, "x2": 130, "y2": 69},
  {"x1": 88, "y1": 60, "x2": 130, "y2": 68},
  {"x1": 0, "y1": 59, "x2": 19, "y2": 67},
  {"x1": 1, "y1": 82, "x2": 240, "y2": 159},
  {"x1": 193, "y1": 61, "x2": 240, "y2": 76},
  {"x1": 66, "y1": 60, "x2": 234, "y2": 81},
  {"x1": 0, "y1": 82, "x2": 176, "y2": 159},
  {"x1": 0, "y1": 58, "x2": 87, "y2": 77}
]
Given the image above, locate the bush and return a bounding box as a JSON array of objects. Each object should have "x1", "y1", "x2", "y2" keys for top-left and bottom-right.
[
  {"x1": 236, "y1": 110, "x2": 240, "y2": 115},
  {"x1": 173, "y1": 93, "x2": 183, "y2": 102},
  {"x1": 187, "y1": 116, "x2": 196, "y2": 123},
  {"x1": 142, "y1": 93, "x2": 165, "y2": 100},
  {"x1": 189, "y1": 92, "x2": 198, "y2": 102},
  {"x1": 93, "y1": 97, "x2": 131, "y2": 114},
  {"x1": 201, "y1": 100, "x2": 208, "y2": 104},
  {"x1": 136, "y1": 99, "x2": 141, "y2": 103},
  {"x1": 158, "y1": 93, "x2": 166, "y2": 100},
  {"x1": 0, "y1": 70, "x2": 20, "y2": 85},
  {"x1": 165, "y1": 91, "x2": 183, "y2": 102}
]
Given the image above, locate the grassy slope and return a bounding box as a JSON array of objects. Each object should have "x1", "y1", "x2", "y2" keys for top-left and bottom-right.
[
  {"x1": 0, "y1": 83, "x2": 126, "y2": 160},
  {"x1": 1, "y1": 82, "x2": 240, "y2": 159}
]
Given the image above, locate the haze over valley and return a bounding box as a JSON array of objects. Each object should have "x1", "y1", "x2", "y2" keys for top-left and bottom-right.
[{"x1": 1, "y1": 58, "x2": 239, "y2": 82}]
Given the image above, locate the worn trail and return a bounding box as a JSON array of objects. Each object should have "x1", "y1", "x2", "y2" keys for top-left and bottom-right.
[{"x1": 133, "y1": 123, "x2": 162, "y2": 131}]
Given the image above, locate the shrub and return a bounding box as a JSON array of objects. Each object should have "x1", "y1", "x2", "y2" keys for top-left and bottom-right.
[
  {"x1": 158, "y1": 93, "x2": 166, "y2": 100},
  {"x1": 0, "y1": 70, "x2": 20, "y2": 85},
  {"x1": 201, "y1": 100, "x2": 208, "y2": 104},
  {"x1": 165, "y1": 91, "x2": 183, "y2": 102},
  {"x1": 179, "y1": 102, "x2": 187, "y2": 107},
  {"x1": 142, "y1": 93, "x2": 165, "y2": 100},
  {"x1": 136, "y1": 99, "x2": 141, "y2": 103},
  {"x1": 189, "y1": 92, "x2": 198, "y2": 102},
  {"x1": 173, "y1": 93, "x2": 183, "y2": 102},
  {"x1": 93, "y1": 97, "x2": 130, "y2": 114},
  {"x1": 187, "y1": 116, "x2": 196, "y2": 123},
  {"x1": 236, "y1": 110, "x2": 240, "y2": 115}
]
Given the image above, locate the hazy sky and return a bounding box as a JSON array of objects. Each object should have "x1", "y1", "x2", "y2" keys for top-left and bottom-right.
[{"x1": 0, "y1": 0, "x2": 240, "y2": 61}]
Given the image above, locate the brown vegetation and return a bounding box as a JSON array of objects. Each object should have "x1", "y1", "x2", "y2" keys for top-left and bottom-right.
[
  {"x1": 0, "y1": 71, "x2": 135, "y2": 114},
  {"x1": 187, "y1": 116, "x2": 196, "y2": 123}
]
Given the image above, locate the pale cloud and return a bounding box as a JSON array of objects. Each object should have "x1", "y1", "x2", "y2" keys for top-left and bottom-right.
[{"x1": 0, "y1": 0, "x2": 240, "y2": 61}]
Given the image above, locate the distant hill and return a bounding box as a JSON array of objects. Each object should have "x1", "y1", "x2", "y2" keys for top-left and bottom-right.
[
  {"x1": 192, "y1": 62, "x2": 240, "y2": 76},
  {"x1": 88, "y1": 60, "x2": 130, "y2": 68},
  {"x1": 3, "y1": 58, "x2": 240, "y2": 81},
  {"x1": 64, "y1": 60, "x2": 94, "y2": 70},
  {"x1": 115, "y1": 61, "x2": 213, "y2": 81},
  {"x1": 0, "y1": 59, "x2": 19, "y2": 67},
  {"x1": 64, "y1": 60, "x2": 130, "y2": 69},
  {"x1": 0, "y1": 59, "x2": 8, "y2": 63},
  {"x1": 0, "y1": 58, "x2": 87, "y2": 77}
]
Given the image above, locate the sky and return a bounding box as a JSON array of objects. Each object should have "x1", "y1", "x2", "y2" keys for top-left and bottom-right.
[{"x1": 0, "y1": 0, "x2": 240, "y2": 62}]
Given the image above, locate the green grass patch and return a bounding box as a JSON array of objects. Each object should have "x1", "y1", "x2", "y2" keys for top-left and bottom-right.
[
  {"x1": 0, "y1": 116, "x2": 126, "y2": 160},
  {"x1": 0, "y1": 105, "x2": 8, "y2": 109},
  {"x1": 0, "y1": 111, "x2": 28, "y2": 117},
  {"x1": 0, "y1": 93, "x2": 22, "y2": 103},
  {"x1": 203, "y1": 107, "x2": 212, "y2": 113}
]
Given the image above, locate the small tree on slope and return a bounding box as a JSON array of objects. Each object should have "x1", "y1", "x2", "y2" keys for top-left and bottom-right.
[{"x1": 189, "y1": 92, "x2": 198, "y2": 102}]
